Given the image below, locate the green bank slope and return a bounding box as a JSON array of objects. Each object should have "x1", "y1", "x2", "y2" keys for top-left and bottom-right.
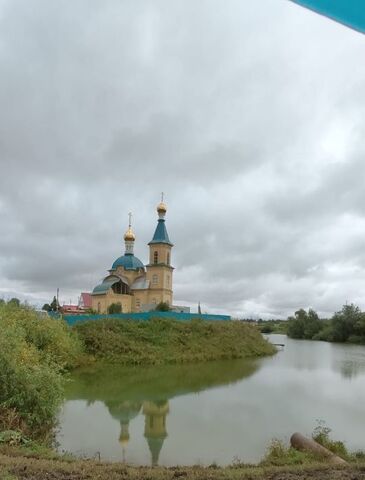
[{"x1": 74, "y1": 317, "x2": 275, "y2": 365}]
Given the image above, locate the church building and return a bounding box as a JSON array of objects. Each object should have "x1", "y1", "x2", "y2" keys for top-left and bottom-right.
[{"x1": 91, "y1": 199, "x2": 174, "y2": 314}]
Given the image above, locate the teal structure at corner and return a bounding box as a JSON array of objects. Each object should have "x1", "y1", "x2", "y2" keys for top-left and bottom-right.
[
  {"x1": 290, "y1": 0, "x2": 365, "y2": 33},
  {"x1": 61, "y1": 311, "x2": 231, "y2": 326}
]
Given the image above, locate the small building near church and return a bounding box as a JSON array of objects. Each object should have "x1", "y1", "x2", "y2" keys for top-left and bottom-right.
[
  {"x1": 91, "y1": 200, "x2": 176, "y2": 314},
  {"x1": 60, "y1": 304, "x2": 81, "y2": 315},
  {"x1": 79, "y1": 292, "x2": 92, "y2": 310}
]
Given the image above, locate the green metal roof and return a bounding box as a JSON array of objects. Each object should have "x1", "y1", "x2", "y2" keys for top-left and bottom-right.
[
  {"x1": 92, "y1": 277, "x2": 120, "y2": 295},
  {"x1": 148, "y1": 219, "x2": 173, "y2": 246}
]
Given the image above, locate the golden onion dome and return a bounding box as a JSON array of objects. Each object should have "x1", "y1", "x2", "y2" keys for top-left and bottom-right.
[
  {"x1": 157, "y1": 202, "x2": 167, "y2": 214},
  {"x1": 124, "y1": 227, "x2": 135, "y2": 241}
]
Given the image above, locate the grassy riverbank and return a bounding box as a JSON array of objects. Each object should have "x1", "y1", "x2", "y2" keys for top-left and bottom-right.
[
  {"x1": 2, "y1": 454, "x2": 365, "y2": 480},
  {"x1": 1, "y1": 427, "x2": 365, "y2": 480},
  {"x1": 75, "y1": 317, "x2": 275, "y2": 365}
]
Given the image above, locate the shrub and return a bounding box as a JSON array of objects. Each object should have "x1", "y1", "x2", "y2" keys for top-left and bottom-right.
[
  {"x1": 107, "y1": 303, "x2": 122, "y2": 314},
  {"x1": 312, "y1": 422, "x2": 349, "y2": 460},
  {"x1": 260, "y1": 324, "x2": 274, "y2": 334},
  {"x1": 155, "y1": 302, "x2": 170, "y2": 312},
  {"x1": 0, "y1": 303, "x2": 82, "y2": 440},
  {"x1": 287, "y1": 309, "x2": 322, "y2": 340},
  {"x1": 330, "y1": 304, "x2": 363, "y2": 342},
  {"x1": 262, "y1": 439, "x2": 311, "y2": 466},
  {"x1": 347, "y1": 335, "x2": 365, "y2": 344},
  {"x1": 262, "y1": 423, "x2": 350, "y2": 467}
]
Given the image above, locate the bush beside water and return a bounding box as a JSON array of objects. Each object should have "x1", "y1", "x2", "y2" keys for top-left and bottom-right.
[
  {"x1": 262, "y1": 423, "x2": 358, "y2": 466},
  {"x1": 0, "y1": 302, "x2": 82, "y2": 440},
  {"x1": 287, "y1": 304, "x2": 365, "y2": 344}
]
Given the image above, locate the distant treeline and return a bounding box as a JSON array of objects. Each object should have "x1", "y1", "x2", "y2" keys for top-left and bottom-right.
[
  {"x1": 256, "y1": 319, "x2": 288, "y2": 334},
  {"x1": 287, "y1": 304, "x2": 365, "y2": 344}
]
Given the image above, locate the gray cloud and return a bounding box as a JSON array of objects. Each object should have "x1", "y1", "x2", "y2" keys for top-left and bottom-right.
[{"x1": 0, "y1": 0, "x2": 365, "y2": 318}]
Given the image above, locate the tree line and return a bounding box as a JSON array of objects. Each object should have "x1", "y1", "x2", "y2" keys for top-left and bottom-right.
[{"x1": 287, "y1": 304, "x2": 365, "y2": 344}]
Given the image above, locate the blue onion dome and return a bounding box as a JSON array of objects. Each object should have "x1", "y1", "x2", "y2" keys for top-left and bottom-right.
[{"x1": 111, "y1": 254, "x2": 144, "y2": 271}]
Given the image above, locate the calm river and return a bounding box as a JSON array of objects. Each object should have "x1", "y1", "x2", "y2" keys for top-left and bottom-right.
[{"x1": 57, "y1": 334, "x2": 365, "y2": 466}]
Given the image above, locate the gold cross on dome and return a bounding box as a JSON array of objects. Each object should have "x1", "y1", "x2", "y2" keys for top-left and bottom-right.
[{"x1": 128, "y1": 212, "x2": 132, "y2": 228}]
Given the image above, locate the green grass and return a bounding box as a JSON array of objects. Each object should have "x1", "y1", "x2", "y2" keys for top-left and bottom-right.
[
  {"x1": 74, "y1": 317, "x2": 276, "y2": 365},
  {"x1": 0, "y1": 443, "x2": 362, "y2": 480}
]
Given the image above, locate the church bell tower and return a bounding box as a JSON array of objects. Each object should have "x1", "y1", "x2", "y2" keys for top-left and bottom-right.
[{"x1": 146, "y1": 195, "x2": 174, "y2": 307}]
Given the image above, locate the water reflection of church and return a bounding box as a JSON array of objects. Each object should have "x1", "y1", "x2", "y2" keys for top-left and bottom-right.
[
  {"x1": 106, "y1": 399, "x2": 169, "y2": 466},
  {"x1": 64, "y1": 359, "x2": 259, "y2": 465}
]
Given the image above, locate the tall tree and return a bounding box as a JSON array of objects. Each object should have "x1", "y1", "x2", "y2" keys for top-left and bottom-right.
[{"x1": 50, "y1": 296, "x2": 59, "y2": 312}]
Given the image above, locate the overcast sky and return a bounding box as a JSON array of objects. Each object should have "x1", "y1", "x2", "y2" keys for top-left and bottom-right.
[{"x1": 0, "y1": 0, "x2": 364, "y2": 318}]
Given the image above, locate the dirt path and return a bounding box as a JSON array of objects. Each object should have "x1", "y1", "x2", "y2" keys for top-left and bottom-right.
[{"x1": 1, "y1": 454, "x2": 365, "y2": 480}]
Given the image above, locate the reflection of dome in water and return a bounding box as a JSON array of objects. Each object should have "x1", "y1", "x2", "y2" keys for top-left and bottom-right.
[
  {"x1": 106, "y1": 400, "x2": 142, "y2": 448},
  {"x1": 119, "y1": 423, "x2": 130, "y2": 447},
  {"x1": 106, "y1": 400, "x2": 142, "y2": 423},
  {"x1": 143, "y1": 400, "x2": 169, "y2": 466}
]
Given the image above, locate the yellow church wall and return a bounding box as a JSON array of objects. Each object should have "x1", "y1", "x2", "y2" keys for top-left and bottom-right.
[
  {"x1": 147, "y1": 288, "x2": 173, "y2": 307},
  {"x1": 131, "y1": 290, "x2": 149, "y2": 311},
  {"x1": 148, "y1": 244, "x2": 172, "y2": 266},
  {"x1": 146, "y1": 266, "x2": 173, "y2": 289},
  {"x1": 145, "y1": 264, "x2": 173, "y2": 306},
  {"x1": 91, "y1": 291, "x2": 132, "y2": 314},
  {"x1": 91, "y1": 287, "x2": 173, "y2": 314},
  {"x1": 130, "y1": 289, "x2": 172, "y2": 311},
  {"x1": 113, "y1": 267, "x2": 144, "y2": 287}
]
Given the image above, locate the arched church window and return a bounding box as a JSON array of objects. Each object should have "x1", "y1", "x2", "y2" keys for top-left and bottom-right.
[
  {"x1": 112, "y1": 280, "x2": 130, "y2": 295},
  {"x1": 167, "y1": 252, "x2": 170, "y2": 265},
  {"x1": 136, "y1": 298, "x2": 140, "y2": 308},
  {"x1": 152, "y1": 274, "x2": 158, "y2": 285},
  {"x1": 154, "y1": 251, "x2": 158, "y2": 264},
  {"x1": 97, "y1": 302, "x2": 101, "y2": 313}
]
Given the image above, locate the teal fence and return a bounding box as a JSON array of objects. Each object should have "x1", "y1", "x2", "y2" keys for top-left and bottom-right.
[{"x1": 57, "y1": 311, "x2": 231, "y2": 326}]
